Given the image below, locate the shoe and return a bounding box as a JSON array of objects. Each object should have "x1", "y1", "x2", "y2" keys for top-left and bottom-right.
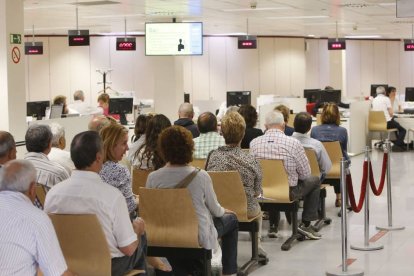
[
  {"x1": 335, "y1": 199, "x2": 341, "y2": 207},
  {"x1": 298, "y1": 223, "x2": 322, "y2": 240},
  {"x1": 267, "y1": 226, "x2": 279, "y2": 238},
  {"x1": 391, "y1": 145, "x2": 406, "y2": 152}
]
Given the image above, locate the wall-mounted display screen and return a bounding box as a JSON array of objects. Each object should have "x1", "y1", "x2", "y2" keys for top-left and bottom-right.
[
  {"x1": 116, "y1": 37, "x2": 136, "y2": 51},
  {"x1": 145, "y1": 22, "x2": 203, "y2": 56}
]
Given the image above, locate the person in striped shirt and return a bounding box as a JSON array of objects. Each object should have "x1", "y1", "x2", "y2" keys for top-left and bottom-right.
[
  {"x1": 0, "y1": 159, "x2": 73, "y2": 276},
  {"x1": 193, "y1": 112, "x2": 225, "y2": 159}
]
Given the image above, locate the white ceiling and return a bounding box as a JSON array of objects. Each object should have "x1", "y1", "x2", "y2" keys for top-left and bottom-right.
[{"x1": 22, "y1": 0, "x2": 414, "y2": 39}]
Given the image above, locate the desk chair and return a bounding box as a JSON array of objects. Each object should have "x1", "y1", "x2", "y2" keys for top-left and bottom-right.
[
  {"x1": 35, "y1": 184, "x2": 47, "y2": 208},
  {"x1": 48, "y1": 214, "x2": 144, "y2": 276},
  {"x1": 368, "y1": 110, "x2": 397, "y2": 149},
  {"x1": 287, "y1": 113, "x2": 296, "y2": 128},
  {"x1": 208, "y1": 171, "x2": 269, "y2": 275},
  {"x1": 139, "y1": 188, "x2": 212, "y2": 276},
  {"x1": 258, "y1": 159, "x2": 302, "y2": 251},
  {"x1": 304, "y1": 148, "x2": 332, "y2": 231},
  {"x1": 132, "y1": 168, "x2": 152, "y2": 196}
]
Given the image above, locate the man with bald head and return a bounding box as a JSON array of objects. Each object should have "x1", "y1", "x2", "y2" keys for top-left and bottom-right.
[
  {"x1": 174, "y1": 103, "x2": 200, "y2": 138},
  {"x1": 0, "y1": 131, "x2": 16, "y2": 167},
  {"x1": 88, "y1": 115, "x2": 116, "y2": 132},
  {"x1": 193, "y1": 112, "x2": 225, "y2": 159},
  {"x1": 250, "y1": 111, "x2": 321, "y2": 240},
  {"x1": 0, "y1": 160, "x2": 73, "y2": 275}
]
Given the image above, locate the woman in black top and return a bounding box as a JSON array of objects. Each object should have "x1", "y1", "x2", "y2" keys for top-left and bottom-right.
[{"x1": 238, "y1": 105, "x2": 263, "y2": 149}]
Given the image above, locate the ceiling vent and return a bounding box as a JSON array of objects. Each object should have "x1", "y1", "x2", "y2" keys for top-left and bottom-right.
[{"x1": 71, "y1": 1, "x2": 120, "y2": 6}]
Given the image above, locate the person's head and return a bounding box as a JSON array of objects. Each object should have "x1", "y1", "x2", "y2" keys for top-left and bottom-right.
[
  {"x1": 321, "y1": 103, "x2": 340, "y2": 125},
  {"x1": 238, "y1": 104, "x2": 258, "y2": 128},
  {"x1": 294, "y1": 112, "x2": 312, "y2": 134},
  {"x1": 74, "y1": 90, "x2": 85, "y2": 101},
  {"x1": 53, "y1": 95, "x2": 68, "y2": 114},
  {"x1": 376, "y1": 86, "x2": 386, "y2": 96},
  {"x1": 325, "y1": 85, "x2": 334, "y2": 90},
  {"x1": 158, "y1": 126, "x2": 194, "y2": 165},
  {"x1": 100, "y1": 123, "x2": 129, "y2": 162},
  {"x1": 264, "y1": 111, "x2": 285, "y2": 130},
  {"x1": 71, "y1": 131, "x2": 103, "y2": 171},
  {"x1": 178, "y1": 103, "x2": 194, "y2": 119},
  {"x1": 88, "y1": 115, "x2": 114, "y2": 132},
  {"x1": 97, "y1": 93, "x2": 110, "y2": 108},
  {"x1": 225, "y1": 106, "x2": 240, "y2": 116},
  {"x1": 49, "y1": 123, "x2": 66, "y2": 150},
  {"x1": 0, "y1": 160, "x2": 37, "y2": 202},
  {"x1": 25, "y1": 124, "x2": 53, "y2": 154},
  {"x1": 197, "y1": 112, "x2": 217, "y2": 134},
  {"x1": 134, "y1": 114, "x2": 152, "y2": 140},
  {"x1": 221, "y1": 112, "x2": 246, "y2": 145},
  {"x1": 0, "y1": 131, "x2": 16, "y2": 164},
  {"x1": 274, "y1": 105, "x2": 290, "y2": 123},
  {"x1": 387, "y1": 86, "x2": 396, "y2": 98}
]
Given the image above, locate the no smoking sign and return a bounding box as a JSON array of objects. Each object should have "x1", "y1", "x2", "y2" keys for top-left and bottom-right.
[{"x1": 11, "y1": 47, "x2": 20, "y2": 64}]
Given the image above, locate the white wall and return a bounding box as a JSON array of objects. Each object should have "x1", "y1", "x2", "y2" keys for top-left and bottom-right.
[{"x1": 25, "y1": 36, "x2": 414, "y2": 114}]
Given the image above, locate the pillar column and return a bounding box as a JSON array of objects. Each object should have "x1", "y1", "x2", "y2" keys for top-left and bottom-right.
[
  {"x1": 0, "y1": 0, "x2": 26, "y2": 140},
  {"x1": 329, "y1": 50, "x2": 347, "y2": 97}
]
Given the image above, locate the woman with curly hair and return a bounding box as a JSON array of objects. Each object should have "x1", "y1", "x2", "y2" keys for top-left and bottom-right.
[
  {"x1": 131, "y1": 114, "x2": 171, "y2": 170},
  {"x1": 238, "y1": 104, "x2": 263, "y2": 149}
]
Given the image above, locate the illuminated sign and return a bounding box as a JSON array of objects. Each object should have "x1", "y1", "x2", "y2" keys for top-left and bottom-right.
[
  {"x1": 404, "y1": 39, "x2": 414, "y2": 51},
  {"x1": 238, "y1": 36, "x2": 257, "y2": 49},
  {"x1": 25, "y1": 42, "x2": 43, "y2": 55},
  {"x1": 116, "y1": 37, "x2": 136, "y2": 51},
  {"x1": 328, "y1": 38, "x2": 346, "y2": 50},
  {"x1": 68, "y1": 30, "x2": 90, "y2": 46}
]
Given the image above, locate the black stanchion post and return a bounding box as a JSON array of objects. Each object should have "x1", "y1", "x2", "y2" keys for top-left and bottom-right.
[
  {"x1": 326, "y1": 158, "x2": 364, "y2": 276},
  {"x1": 376, "y1": 139, "x2": 405, "y2": 231},
  {"x1": 351, "y1": 146, "x2": 383, "y2": 251}
]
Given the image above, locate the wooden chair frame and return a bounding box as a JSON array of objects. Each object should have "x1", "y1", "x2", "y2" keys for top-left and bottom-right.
[
  {"x1": 131, "y1": 168, "x2": 152, "y2": 196},
  {"x1": 368, "y1": 110, "x2": 397, "y2": 149},
  {"x1": 208, "y1": 171, "x2": 269, "y2": 275}
]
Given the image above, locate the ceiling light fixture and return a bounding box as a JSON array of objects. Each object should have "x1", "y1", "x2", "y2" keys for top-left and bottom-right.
[
  {"x1": 83, "y1": 13, "x2": 144, "y2": 19},
  {"x1": 222, "y1": 7, "x2": 291, "y2": 12},
  {"x1": 266, "y1": 15, "x2": 329, "y2": 19},
  {"x1": 345, "y1": 35, "x2": 382, "y2": 38}
]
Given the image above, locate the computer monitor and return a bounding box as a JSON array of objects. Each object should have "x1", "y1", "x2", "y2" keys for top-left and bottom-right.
[
  {"x1": 49, "y1": 105, "x2": 63, "y2": 119},
  {"x1": 405, "y1": 87, "x2": 414, "y2": 101},
  {"x1": 319, "y1": 90, "x2": 341, "y2": 104},
  {"x1": 26, "y1": 101, "x2": 50, "y2": 120},
  {"x1": 226, "y1": 91, "x2": 251, "y2": 107},
  {"x1": 184, "y1": 93, "x2": 190, "y2": 103},
  {"x1": 109, "y1": 98, "x2": 133, "y2": 125},
  {"x1": 370, "y1": 84, "x2": 388, "y2": 97},
  {"x1": 303, "y1": 89, "x2": 321, "y2": 103}
]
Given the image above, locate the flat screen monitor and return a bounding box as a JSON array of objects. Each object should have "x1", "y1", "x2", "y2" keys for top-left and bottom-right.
[
  {"x1": 319, "y1": 90, "x2": 341, "y2": 104},
  {"x1": 226, "y1": 91, "x2": 251, "y2": 107},
  {"x1": 145, "y1": 22, "x2": 203, "y2": 56},
  {"x1": 406, "y1": 87, "x2": 414, "y2": 101},
  {"x1": 370, "y1": 84, "x2": 388, "y2": 97},
  {"x1": 49, "y1": 105, "x2": 63, "y2": 119},
  {"x1": 26, "y1": 101, "x2": 50, "y2": 120},
  {"x1": 109, "y1": 98, "x2": 133, "y2": 125},
  {"x1": 304, "y1": 89, "x2": 321, "y2": 103}
]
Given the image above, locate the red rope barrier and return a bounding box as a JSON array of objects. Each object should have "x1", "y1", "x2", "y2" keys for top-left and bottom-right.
[
  {"x1": 369, "y1": 152, "x2": 388, "y2": 196},
  {"x1": 346, "y1": 161, "x2": 368, "y2": 213}
]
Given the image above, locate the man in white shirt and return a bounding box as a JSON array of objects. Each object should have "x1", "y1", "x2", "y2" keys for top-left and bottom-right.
[
  {"x1": 0, "y1": 160, "x2": 73, "y2": 276},
  {"x1": 48, "y1": 123, "x2": 74, "y2": 175},
  {"x1": 44, "y1": 131, "x2": 147, "y2": 275},
  {"x1": 372, "y1": 86, "x2": 406, "y2": 151},
  {"x1": 68, "y1": 90, "x2": 102, "y2": 115},
  {"x1": 0, "y1": 131, "x2": 17, "y2": 167},
  {"x1": 292, "y1": 112, "x2": 332, "y2": 181}
]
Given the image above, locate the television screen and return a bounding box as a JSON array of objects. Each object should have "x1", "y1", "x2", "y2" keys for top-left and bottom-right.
[
  {"x1": 27, "y1": 101, "x2": 50, "y2": 120},
  {"x1": 226, "y1": 91, "x2": 251, "y2": 107},
  {"x1": 406, "y1": 87, "x2": 414, "y2": 101},
  {"x1": 304, "y1": 89, "x2": 321, "y2": 103},
  {"x1": 145, "y1": 22, "x2": 203, "y2": 56},
  {"x1": 370, "y1": 84, "x2": 388, "y2": 97},
  {"x1": 109, "y1": 98, "x2": 133, "y2": 125},
  {"x1": 319, "y1": 90, "x2": 341, "y2": 104}
]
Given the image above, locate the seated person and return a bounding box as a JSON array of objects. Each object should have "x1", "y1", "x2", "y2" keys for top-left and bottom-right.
[
  {"x1": 146, "y1": 126, "x2": 238, "y2": 276},
  {"x1": 88, "y1": 115, "x2": 117, "y2": 132},
  {"x1": 0, "y1": 160, "x2": 73, "y2": 276},
  {"x1": 193, "y1": 112, "x2": 225, "y2": 159},
  {"x1": 310, "y1": 103, "x2": 349, "y2": 206},
  {"x1": 97, "y1": 93, "x2": 121, "y2": 120},
  {"x1": 128, "y1": 114, "x2": 153, "y2": 163},
  {"x1": 274, "y1": 105, "x2": 294, "y2": 136},
  {"x1": 131, "y1": 114, "x2": 171, "y2": 170},
  {"x1": 48, "y1": 122, "x2": 75, "y2": 175},
  {"x1": 386, "y1": 86, "x2": 402, "y2": 113},
  {"x1": 238, "y1": 105, "x2": 263, "y2": 149},
  {"x1": 53, "y1": 95, "x2": 76, "y2": 115},
  {"x1": 311, "y1": 86, "x2": 350, "y2": 116},
  {"x1": 174, "y1": 103, "x2": 200, "y2": 138},
  {"x1": 44, "y1": 131, "x2": 147, "y2": 276},
  {"x1": 206, "y1": 112, "x2": 266, "y2": 257}
]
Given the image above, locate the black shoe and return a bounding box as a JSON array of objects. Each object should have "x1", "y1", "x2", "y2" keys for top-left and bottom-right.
[{"x1": 391, "y1": 145, "x2": 406, "y2": 152}]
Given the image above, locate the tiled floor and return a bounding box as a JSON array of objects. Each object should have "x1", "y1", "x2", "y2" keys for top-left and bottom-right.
[{"x1": 236, "y1": 148, "x2": 414, "y2": 276}]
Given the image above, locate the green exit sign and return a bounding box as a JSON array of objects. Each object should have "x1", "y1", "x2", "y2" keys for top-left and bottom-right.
[{"x1": 10, "y1": 34, "x2": 21, "y2": 44}]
